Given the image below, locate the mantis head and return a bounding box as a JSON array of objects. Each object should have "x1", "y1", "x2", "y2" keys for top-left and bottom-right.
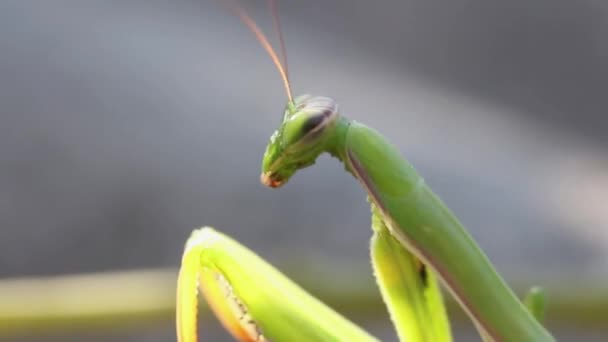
[
  {"x1": 261, "y1": 95, "x2": 339, "y2": 187},
  {"x1": 230, "y1": 0, "x2": 340, "y2": 187}
]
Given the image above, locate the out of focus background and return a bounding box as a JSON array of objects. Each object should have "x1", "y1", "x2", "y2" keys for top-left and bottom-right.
[{"x1": 1, "y1": 0, "x2": 607, "y2": 341}]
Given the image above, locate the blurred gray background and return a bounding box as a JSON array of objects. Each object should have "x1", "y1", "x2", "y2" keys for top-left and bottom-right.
[{"x1": 1, "y1": 0, "x2": 607, "y2": 341}]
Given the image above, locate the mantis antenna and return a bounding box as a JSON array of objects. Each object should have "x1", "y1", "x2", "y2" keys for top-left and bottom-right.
[
  {"x1": 268, "y1": 0, "x2": 289, "y2": 86},
  {"x1": 229, "y1": 0, "x2": 293, "y2": 104}
]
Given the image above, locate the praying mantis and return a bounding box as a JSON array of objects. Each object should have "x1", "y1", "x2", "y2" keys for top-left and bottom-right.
[{"x1": 177, "y1": 1, "x2": 555, "y2": 341}]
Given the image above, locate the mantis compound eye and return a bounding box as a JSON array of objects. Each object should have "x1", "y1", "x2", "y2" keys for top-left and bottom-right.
[
  {"x1": 300, "y1": 109, "x2": 333, "y2": 136},
  {"x1": 282, "y1": 96, "x2": 338, "y2": 145}
]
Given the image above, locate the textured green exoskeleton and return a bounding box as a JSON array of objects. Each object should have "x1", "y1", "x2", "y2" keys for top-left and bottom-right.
[
  {"x1": 371, "y1": 203, "x2": 452, "y2": 342},
  {"x1": 260, "y1": 95, "x2": 555, "y2": 342},
  {"x1": 177, "y1": 227, "x2": 379, "y2": 342},
  {"x1": 177, "y1": 223, "x2": 453, "y2": 342}
]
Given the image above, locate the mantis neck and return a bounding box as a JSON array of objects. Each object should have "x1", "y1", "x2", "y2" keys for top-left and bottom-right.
[{"x1": 325, "y1": 116, "x2": 357, "y2": 175}]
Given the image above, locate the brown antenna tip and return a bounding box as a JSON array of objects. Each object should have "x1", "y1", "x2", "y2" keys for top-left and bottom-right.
[{"x1": 229, "y1": 1, "x2": 293, "y2": 103}]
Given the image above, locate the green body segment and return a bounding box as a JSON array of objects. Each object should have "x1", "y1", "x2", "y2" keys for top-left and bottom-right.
[
  {"x1": 370, "y1": 203, "x2": 452, "y2": 342},
  {"x1": 341, "y1": 121, "x2": 554, "y2": 341},
  {"x1": 181, "y1": 227, "x2": 378, "y2": 342}
]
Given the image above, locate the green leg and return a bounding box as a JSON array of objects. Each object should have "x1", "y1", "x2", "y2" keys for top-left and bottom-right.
[{"x1": 370, "y1": 203, "x2": 452, "y2": 342}]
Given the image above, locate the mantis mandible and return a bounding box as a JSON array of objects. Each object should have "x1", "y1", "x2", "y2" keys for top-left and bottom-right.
[{"x1": 177, "y1": 1, "x2": 554, "y2": 341}]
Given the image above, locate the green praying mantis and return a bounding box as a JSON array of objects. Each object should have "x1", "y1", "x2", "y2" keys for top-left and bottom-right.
[{"x1": 177, "y1": 2, "x2": 555, "y2": 341}]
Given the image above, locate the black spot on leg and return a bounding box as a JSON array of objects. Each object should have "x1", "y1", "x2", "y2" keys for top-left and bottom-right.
[{"x1": 418, "y1": 263, "x2": 428, "y2": 288}]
